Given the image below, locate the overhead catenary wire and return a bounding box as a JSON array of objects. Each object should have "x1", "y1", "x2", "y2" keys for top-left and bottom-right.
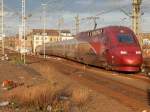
[{"x1": 4, "y1": 0, "x2": 150, "y2": 37}]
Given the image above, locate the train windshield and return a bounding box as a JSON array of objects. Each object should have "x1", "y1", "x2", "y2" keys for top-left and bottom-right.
[{"x1": 117, "y1": 34, "x2": 135, "y2": 44}]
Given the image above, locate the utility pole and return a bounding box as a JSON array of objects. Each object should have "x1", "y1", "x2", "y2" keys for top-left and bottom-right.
[
  {"x1": 132, "y1": 0, "x2": 142, "y2": 46},
  {"x1": 42, "y1": 3, "x2": 47, "y2": 59},
  {"x1": 19, "y1": 25, "x2": 22, "y2": 56},
  {"x1": 1, "y1": 0, "x2": 4, "y2": 55},
  {"x1": 132, "y1": 0, "x2": 142, "y2": 35},
  {"x1": 22, "y1": 0, "x2": 26, "y2": 64},
  {"x1": 75, "y1": 15, "x2": 80, "y2": 34},
  {"x1": 58, "y1": 17, "x2": 64, "y2": 41}
]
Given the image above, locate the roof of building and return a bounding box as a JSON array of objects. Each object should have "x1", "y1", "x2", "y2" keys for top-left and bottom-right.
[
  {"x1": 26, "y1": 29, "x2": 73, "y2": 37},
  {"x1": 61, "y1": 30, "x2": 71, "y2": 33},
  {"x1": 139, "y1": 33, "x2": 150, "y2": 39},
  {"x1": 32, "y1": 29, "x2": 59, "y2": 36}
]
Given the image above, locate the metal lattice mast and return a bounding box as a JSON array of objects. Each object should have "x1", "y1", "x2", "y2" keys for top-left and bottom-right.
[
  {"x1": 22, "y1": 0, "x2": 26, "y2": 64},
  {"x1": 132, "y1": 0, "x2": 142, "y2": 35},
  {"x1": 75, "y1": 15, "x2": 80, "y2": 34},
  {"x1": 1, "y1": 0, "x2": 4, "y2": 55},
  {"x1": 42, "y1": 3, "x2": 47, "y2": 59},
  {"x1": 58, "y1": 17, "x2": 64, "y2": 41}
]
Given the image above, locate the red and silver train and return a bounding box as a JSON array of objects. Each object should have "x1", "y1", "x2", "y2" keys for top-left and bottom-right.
[{"x1": 36, "y1": 26, "x2": 143, "y2": 72}]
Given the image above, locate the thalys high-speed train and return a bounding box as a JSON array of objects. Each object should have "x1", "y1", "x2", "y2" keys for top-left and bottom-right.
[{"x1": 36, "y1": 26, "x2": 143, "y2": 72}]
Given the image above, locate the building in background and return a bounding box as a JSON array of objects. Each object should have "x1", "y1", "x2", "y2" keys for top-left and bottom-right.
[
  {"x1": 60, "y1": 30, "x2": 74, "y2": 41},
  {"x1": 139, "y1": 33, "x2": 150, "y2": 58},
  {"x1": 26, "y1": 29, "x2": 73, "y2": 52},
  {"x1": 4, "y1": 29, "x2": 74, "y2": 53},
  {"x1": 26, "y1": 29, "x2": 59, "y2": 53},
  {"x1": 4, "y1": 35, "x2": 19, "y2": 50},
  {"x1": 26, "y1": 29, "x2": 74, "y2": 53}
]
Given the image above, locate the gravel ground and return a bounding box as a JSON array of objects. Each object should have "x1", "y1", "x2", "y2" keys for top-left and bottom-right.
[{"x1": 0, "y1": 58, "x2": 147, "y2": 112}]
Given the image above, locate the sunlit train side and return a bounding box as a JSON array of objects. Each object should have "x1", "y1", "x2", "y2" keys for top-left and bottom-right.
[{"x1": 36, "y1": 26, "x2": 143, "y2": 72}]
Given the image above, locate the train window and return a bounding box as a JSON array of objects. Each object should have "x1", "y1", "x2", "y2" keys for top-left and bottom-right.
[{"x1": 117, "y1": 34, "x2": 135, "y2": 44}]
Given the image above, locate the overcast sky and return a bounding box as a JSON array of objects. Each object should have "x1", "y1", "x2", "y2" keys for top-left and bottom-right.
[{"x1": 2, "y1": 0, "x2": 150, "y2": 36}]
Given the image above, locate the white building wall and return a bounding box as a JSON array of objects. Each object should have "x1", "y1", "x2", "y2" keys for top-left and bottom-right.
[
  {"x1": 33, "y1": 35, "x2": 49, "y2": 53},
  {"x1": 60, "y1": 32, "x2": 74, "y2": 41},
  {"x1": 61, "y1": 36, "x2": 74, "y2": 41}
]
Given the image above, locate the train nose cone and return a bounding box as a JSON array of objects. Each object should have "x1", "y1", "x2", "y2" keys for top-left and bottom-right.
[
  {"x1": 126, "y1": 59, "x2": 134, "y2": 64},
  {"x1": 126, "y1": 58, "x2": 137, "y2": 65},
  {"x1": 123, "y1": 56, "x2": 142, "y2": 65}
]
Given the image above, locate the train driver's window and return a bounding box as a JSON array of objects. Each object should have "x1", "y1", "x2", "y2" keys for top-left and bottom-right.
[{"x1": 117, "y1": 34, "x2": 135, "y2": 44}]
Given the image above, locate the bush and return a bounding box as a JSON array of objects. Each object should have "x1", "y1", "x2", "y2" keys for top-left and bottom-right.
[
  {"x1": 7, "y1": 83, "x2": 72, "y2": 111},
  {"x1": 72, "y1": 87, "x2": 90, "y2": 106}
]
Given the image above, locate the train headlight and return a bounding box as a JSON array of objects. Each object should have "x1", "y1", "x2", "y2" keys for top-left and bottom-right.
[
  {"x1": 136, "y1": 51, "x2": 141, "y2": 54},
  {"x1": 120, "y1": 51, "x2": 127, "y2": 55}
]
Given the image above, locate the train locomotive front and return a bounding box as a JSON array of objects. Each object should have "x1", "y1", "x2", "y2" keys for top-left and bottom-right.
[{"x1": 104, "y1": 26, "x2": 143, "y2": 72}]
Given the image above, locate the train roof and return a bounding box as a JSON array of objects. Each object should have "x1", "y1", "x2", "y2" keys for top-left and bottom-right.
[
  {"x1": 76, "y1": 26, "x2": 132, "y2": 36},
  {"x1": 43, "y1": 39, "x2": 79, "y2": 46},
  {"x1": 102, "y1": 26, "x2": 132, "y2": 31}
]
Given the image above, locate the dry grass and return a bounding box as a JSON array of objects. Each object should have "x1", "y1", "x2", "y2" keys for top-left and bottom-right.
[
  {"x1": 30, "y1": 62, "x2": 71, "y2": 87},
  {"x1": 10, "y1": 56, "x2": 24, "y2": 65},
  {"x1": 29, "y1": 62, "x2": 92, "y2": 111},
  {"x1": 71, "y1": 87, "x2": 91, "y2": 112},
  {"x1": 30, "y1": 63, "x2": 59, "y2": 82},
  {"x1": 3, "y1": 60, "x2": 92, "y2": 111},
  {"x1": 7, "y1": 83, "x2": 55, "y2": 105},
  {"x1": 6, "y1": 83, "x2": 71, "y2": 111},
  {"x1": 72, "y1": 87, "x2": 91, "y2": 106}
]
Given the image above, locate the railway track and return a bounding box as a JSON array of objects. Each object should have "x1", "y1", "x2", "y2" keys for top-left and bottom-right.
[
  {"x1": 59, "y1": 65, "x2": 149, "y2": 111},
  {"x1": 2, "y1": 49, "x2": 150, "y2": 111}
]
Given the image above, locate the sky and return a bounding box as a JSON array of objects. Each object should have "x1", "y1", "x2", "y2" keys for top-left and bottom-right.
[{"x1": 1, "y1": 0, "x2": 150, "y2": 36}]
